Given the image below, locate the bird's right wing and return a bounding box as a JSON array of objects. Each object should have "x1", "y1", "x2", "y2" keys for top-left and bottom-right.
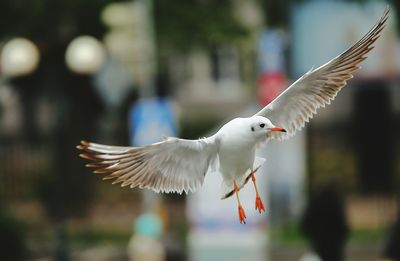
[
  {"x1": 77, "y1": 136, "x2": 219, "y2": 194},
  {"x1": 255, "y1": 7, "x2": 389, "y2": 141}
]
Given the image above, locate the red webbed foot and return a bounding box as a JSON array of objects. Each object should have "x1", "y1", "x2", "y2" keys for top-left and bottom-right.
[
  {"x1": 238, "y1": 205, "x2": 247, "y2": 224},
  {"x1": 255, "y1": 195, "x2": 266, "y2": 213}
]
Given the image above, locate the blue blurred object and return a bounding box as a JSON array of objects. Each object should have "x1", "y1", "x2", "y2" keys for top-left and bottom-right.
[
  {"x1": 134, "y1": 213, "x2": 162, "y2": 238},
  {"x1": 129, "y1": 97, "x2": 177, "y2": 146},
  {"x1": 257, "y1": 30, "x2": 285, "y2": 74}
]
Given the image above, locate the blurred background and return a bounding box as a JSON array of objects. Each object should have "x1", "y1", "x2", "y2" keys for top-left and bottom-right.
[{"x1": 0, "y1": 0, "x2": 399, "y2": 260}]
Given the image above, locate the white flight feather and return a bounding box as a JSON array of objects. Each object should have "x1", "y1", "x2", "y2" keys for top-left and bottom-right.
[{"x1": 255, "y1": 6, "x2": 389, "y2": 141}]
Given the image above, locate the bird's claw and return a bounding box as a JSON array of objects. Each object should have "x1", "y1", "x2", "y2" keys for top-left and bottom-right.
[
  {"x1": 255, "y1": 195, "x2": 265, "y2": 213},
  {"x1": 238, "y1": 205, "x2": 247, "y2": 224}
]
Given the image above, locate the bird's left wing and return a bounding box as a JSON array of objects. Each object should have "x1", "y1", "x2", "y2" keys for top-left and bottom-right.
[
  {"x1": 255, "y1": 7, "x2": 389, "y2": 141},
  {"x1": 77, "y1": 136, "x2": 218, "y2": 194}
]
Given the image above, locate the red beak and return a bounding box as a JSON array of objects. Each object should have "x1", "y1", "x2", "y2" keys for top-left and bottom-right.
[{"x1": 269, "y1": 127, "x2": 287, "y2": 133}]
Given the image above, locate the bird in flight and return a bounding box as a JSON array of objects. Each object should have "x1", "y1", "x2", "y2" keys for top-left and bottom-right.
[{"x1": 78, "y1": 7, "x2": 389, "y2": 224}]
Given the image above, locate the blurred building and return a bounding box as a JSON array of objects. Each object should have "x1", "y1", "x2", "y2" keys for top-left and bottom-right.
[
  {"x1": 292, "y1": 0, "x2": 400, "y2": 225},
  {"x1": 167, "y1": 0, "x2": 264, "y2": 118}
]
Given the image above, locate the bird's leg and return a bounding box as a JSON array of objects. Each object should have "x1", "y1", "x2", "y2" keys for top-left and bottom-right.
[
  {"x1": 234, "y1": 181, "x2": 246, "y2": 224},
  {"x1": 250, "y1": 168, "x2": 265, "y2": 213}
]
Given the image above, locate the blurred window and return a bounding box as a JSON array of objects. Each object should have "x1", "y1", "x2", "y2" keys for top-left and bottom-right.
[{"x1": 209, "y1": 46, "x2": 240, "y2": 84}]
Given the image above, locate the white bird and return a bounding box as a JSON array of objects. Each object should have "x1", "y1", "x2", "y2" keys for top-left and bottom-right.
[{"x1": 78, "y1": 7, "x2": 389, "y2": 224}]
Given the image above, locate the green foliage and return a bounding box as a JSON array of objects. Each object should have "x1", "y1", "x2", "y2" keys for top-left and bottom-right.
[
  {"x1": 69, "y1": 229, "x2": 130, "y2": 247},
  {"x1": 270, "y1": 224, "x2": 307, "y2": 247},
  {"x1": 348, "y1": 228, "x2": 387, "y2": 245},
  {"x1": 154, "y1": 0, "x2": 249, "y2": 51},
  {"x1": 179, "y1": 115, "x2": 224, "y2": 139},
  {"x1": 270, "y1": 223, "x2": 386, "y2": 247},
  {"x1": 0, "y1": 0, "x2": 112, "y2": 40},
  {"x1": 262, "y1": 0, "x2": 291, "y2": 28}
]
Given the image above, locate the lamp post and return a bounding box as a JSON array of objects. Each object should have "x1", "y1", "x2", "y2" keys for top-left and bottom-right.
[
  {"x1": 39, "y1": 35, "x2": 105, "y2": 261},
  {"x1": 0, "y1": 38, "x2": 41, "y2": 141},
  {"x1": 0, "y1": 37, "x2": 40, "y2": 260}
]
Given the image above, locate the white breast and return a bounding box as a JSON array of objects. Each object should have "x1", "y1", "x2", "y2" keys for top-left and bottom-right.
[{"x1": 216, "y1": 118, "x2": 257, "y2": 182}]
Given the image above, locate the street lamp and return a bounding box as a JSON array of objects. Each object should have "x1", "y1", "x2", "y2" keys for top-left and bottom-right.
[
  {"x1": 0, "y1": 38, "x2": 40, "y2": 78},
  {"x1": 65, "y1": 35, "x2": 106, "y2": 74}
]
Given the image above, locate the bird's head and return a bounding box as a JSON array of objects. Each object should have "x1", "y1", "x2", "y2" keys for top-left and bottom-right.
[{"x1": 249, "y1": 116, "x2": 286, "y2": 139}]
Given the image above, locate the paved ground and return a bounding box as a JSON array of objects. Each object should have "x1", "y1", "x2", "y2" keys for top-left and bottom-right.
[
  {"x1": 60, "y1": 244, "x2": 381, "y2": 261},
  {"x1": 270, "y1": 244, "x2": 381, "y2": 261}
]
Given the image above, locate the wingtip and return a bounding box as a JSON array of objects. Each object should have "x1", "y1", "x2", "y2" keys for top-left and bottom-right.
[
  {"x1": 76, "y1": 145, "x2": 85, "y2": 150},
  {"x1": 87, "y1": 162, "x2": 108, "y2": 167},
  {"x1": 79, "y1": 153, "x2": 98, "y2": 161},
  {"x1": 382, "y1": 5, "x2": 391, "y2": 22},
  {"x1": 94, "y1": 169, "x2": 113, "y2": 174},
  {"x1": 79, "y1": 153, "x2": 89, "y2": 159},
  {"x1": 77, "y1": 140, "x2": 93, "y2": 151}
]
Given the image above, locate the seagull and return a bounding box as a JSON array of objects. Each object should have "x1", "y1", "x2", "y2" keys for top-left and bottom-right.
[{"x1": 78, "y1": 7, "x2": 389, "y2": 224}]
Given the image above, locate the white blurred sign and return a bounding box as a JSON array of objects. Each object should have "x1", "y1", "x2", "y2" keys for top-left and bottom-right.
[{"x1": 187, "y1": 153, "x2": 268, "y2": 261}]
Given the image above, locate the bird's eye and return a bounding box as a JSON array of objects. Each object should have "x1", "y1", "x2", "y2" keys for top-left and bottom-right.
[
  {"x1": 251, "y1": 127, "x2": 255, "y2": 132},
  {"x1": 259, "y1": 123, "x2": 265, "y2": 128}
]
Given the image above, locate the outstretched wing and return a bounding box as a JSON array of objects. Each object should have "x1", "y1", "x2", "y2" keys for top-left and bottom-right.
[
  {"x1": 255, "y1": 7, "x2": 389, "y2": 141},
  {"x1": 77, "y1": 136, "x2": 218, "y2": 194}
]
